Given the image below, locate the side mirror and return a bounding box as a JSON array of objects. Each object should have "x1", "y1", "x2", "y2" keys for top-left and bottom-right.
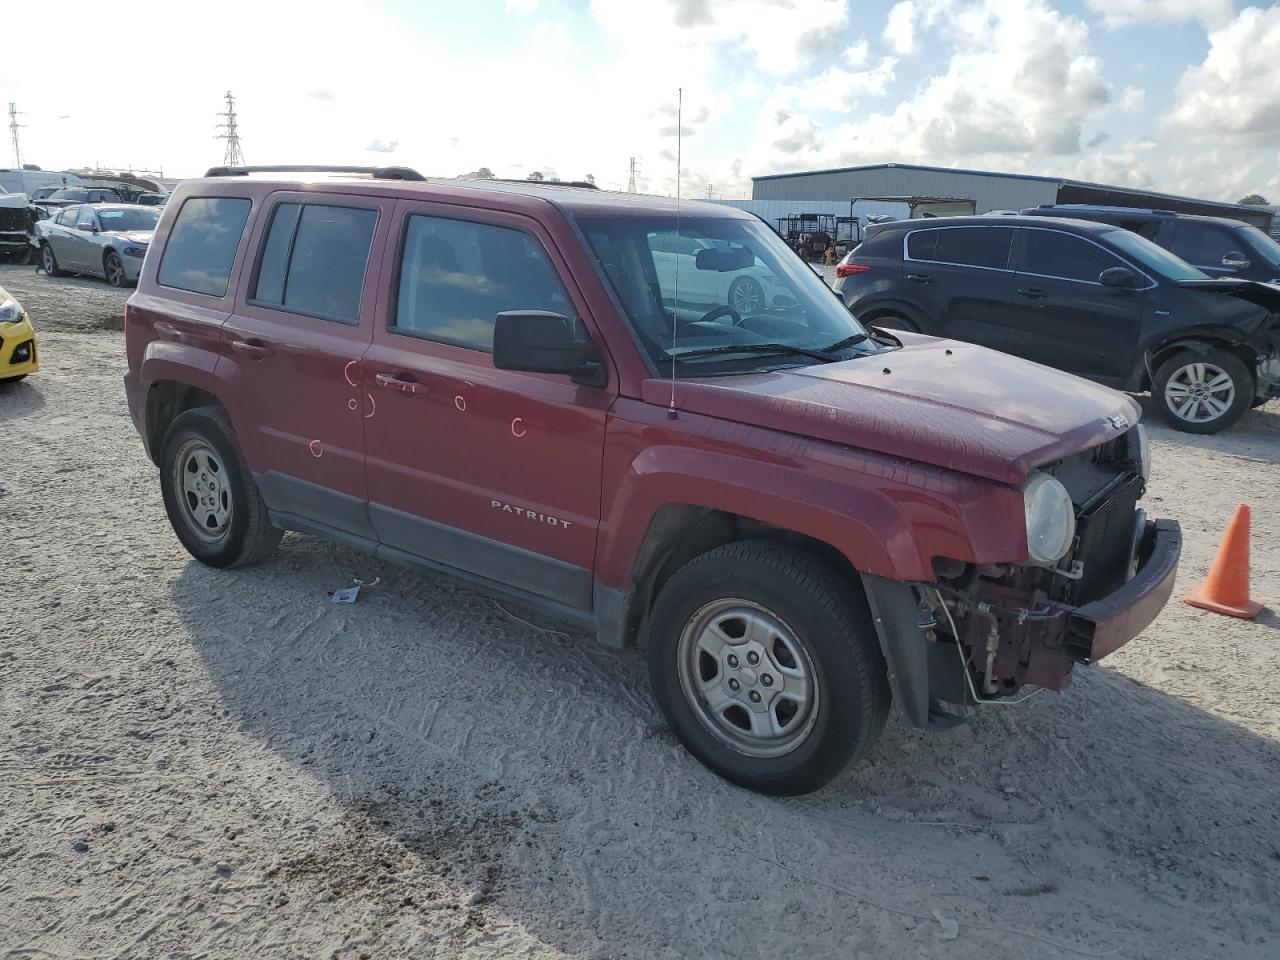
[
  {"x1": 1222, "y1": 251, "x2": 1250, "y2": 270},
  {"x1": 493, "y1": 310, "x2": 605, "y2": 386},
  {"x1": 1099, "y1": 266, "x2": 1139, "y2": 289}
]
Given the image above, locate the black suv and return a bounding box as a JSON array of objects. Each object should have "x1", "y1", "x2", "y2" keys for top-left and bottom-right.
[
  {"x1": 1020, "y1": 205, "x2": 1280, "y2": 284},
  {"x1": 834, "y1": 215, "x2": 1280, "y2": 433}
]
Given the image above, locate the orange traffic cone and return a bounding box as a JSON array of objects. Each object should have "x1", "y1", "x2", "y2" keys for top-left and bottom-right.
[{"x1": 1184, "y1": 504, "x2": 1263, "y2": 619}]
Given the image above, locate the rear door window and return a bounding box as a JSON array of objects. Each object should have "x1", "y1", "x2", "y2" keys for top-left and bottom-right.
[
  {"x1": 158, "y1": 197, "x2": 252, "y2": 297},
  {"x1": 1021, "y1": 229, "x2": 1123, "y2": 283},
  {"x1": 393, "y1": 214, "x2": 574, "y2": 351},
  {"x1": 932, "y1": 227, "x2": 1014, "y2": 269},
  {"x1": 251, "y1": 202, "x2": 377, "y2": 323},
  {"x1": 1164, "y1": 222, "x2": 1242, "y2": 269}
]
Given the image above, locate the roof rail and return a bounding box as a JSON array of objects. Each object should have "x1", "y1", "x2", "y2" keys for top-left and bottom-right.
[
  {"x1": 203, "y1": 164, "x2": 426, "y2": 181},
  {"x1": 479, "y1": 177, "x2": 599, "y2": 190}
]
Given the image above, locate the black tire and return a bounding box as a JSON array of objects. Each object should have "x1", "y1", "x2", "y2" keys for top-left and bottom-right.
[
  {"x1": 867, "y1": 312, "x2": 920, "y2": 334},
  {"x1": 40, "y1": 243, "x2": 66, "y2": 277},
  {"x1": 647, "y1": 540, "x2": 890, "y2": 795},
  {"x1": 727, "y1": 276, "x2": 765, "y2": 315},
  {"x1": 158, "y1": 405, "x2": 282, "y2": 568},
  {"x1": 104, "y1": 250, "x2": 128, "y2": 287},
  {"x1": 1152, "y1": 348, "x2": 1253, "y2": 434}
]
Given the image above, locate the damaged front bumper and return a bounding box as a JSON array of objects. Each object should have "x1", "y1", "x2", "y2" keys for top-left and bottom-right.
[{"x1": 861, "y1": 519, "x2": 1181, "y2": 731}]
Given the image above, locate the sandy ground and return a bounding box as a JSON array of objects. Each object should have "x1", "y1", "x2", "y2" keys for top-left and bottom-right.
[{"x1": 2, "y1": 261, "x2": 1278, "y2": 960}]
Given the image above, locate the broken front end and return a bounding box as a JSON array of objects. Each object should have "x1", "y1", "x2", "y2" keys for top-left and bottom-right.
[{"x1": 863, "y1": 425, "x2": 1181, "y2": 729}]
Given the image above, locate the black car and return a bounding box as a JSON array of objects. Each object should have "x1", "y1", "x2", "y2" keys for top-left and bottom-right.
[
  {"x1": 37, "y1": 187, "x2": 124, "y2": 208},
  {"x1": 1020, "y1": 205, "x2": 1280, "y2": 284},
  {"x1": 834, "y1": 216, "x2": 1280, "y2": 433}
]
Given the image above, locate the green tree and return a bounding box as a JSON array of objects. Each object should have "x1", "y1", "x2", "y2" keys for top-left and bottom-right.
[
  {"x1": 585, "y1": 173, "x2": 596, "y2": 185},
  {"x1": 460, "y1": 167, "x2": 495, "y2": 179},
  {"x1": 1238, "y1": 193, "x2": 1268, "y2": 205},
  {"x1": 527, "y1": 171, "x2": 545, "y2": 181}
]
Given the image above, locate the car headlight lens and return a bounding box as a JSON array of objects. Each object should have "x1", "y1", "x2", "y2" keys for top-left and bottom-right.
[
  {"x1": 123, "y1": 246, "x2": 148, "y2": 258},
  {"x1": 0, "y1": 297, "x2": 23, "y2": 324},
  {"x1": 1130, "y1": 424, "x2": 1150, "y2": 482},
  {"x1": 1023, "y1": 470, "x2": 1076, "y2": 566}
]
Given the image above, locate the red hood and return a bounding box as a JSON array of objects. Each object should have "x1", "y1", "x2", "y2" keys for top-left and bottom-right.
[{"x1": 641, "y1": 334, "x2": 1140, "y2": 485}]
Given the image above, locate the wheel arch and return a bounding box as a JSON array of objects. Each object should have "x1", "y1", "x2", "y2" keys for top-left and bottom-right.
[
  {"x1": 144, "y1": 379, "x2": 223, "y2": 465},
  {"x1": 854, "y1": 299, "x2": 930, "y2": 332},
  {"x1": 1139, "y1": 333, "x2": 1259, "y2": 392}
]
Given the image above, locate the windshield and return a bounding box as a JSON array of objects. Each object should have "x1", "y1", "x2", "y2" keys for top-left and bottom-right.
[
  {"x1": 1236, "y1": 224, "x2": 1280, "y2": 268},
  {"x1": 97, "y1": 208, "x2": 160, "y2": 232},
  {"x1": 575, "y1": 214, "x2": 871, "y2": 371},
  {"x1": 1104, "y1": 228, "x2": 1209, "y2": 281}
]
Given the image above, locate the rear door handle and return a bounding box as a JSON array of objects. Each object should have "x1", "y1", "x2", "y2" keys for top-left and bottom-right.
[
  {"x1": 907, "y1": 273, "x2": 931, "y2": 284},
  {"x1": 1017, "y1": 287, "x2": 1047, "y2": 300},
  {"x1": 231, "y1": 338, "x2": 272, "y2": 360},
  {"x1": 375, "y1": 372, "x2": 426, "y2": 395}
]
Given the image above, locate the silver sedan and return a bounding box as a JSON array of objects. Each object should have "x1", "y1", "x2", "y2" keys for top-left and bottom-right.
[{"x1": 36, "y1": 203, "x2": 160, "y2": 287}]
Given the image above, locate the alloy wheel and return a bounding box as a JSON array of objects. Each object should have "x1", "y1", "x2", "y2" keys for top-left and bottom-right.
[
  {"x1": 1164, "y1": 361, "x2": 1235, "y2": 424},
  {"x1": 677, "y1": 598, "x2": 819, "y2": 758},
  {"x1": 730, "y1": 279, "x2": 762, "y2": 315},
  {"x1": 106, "y1": 254, "x2": 125, "y2": 287}
]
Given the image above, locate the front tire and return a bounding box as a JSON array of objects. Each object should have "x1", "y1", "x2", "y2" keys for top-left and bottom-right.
[
  {"x1": 1153, "y1": 348, "x2": 1252, "y2": 434},
  {"x1": 727, "y1": 276, "x2": 764, "y2": 315},
  {"x1": 159, "y1": 405, "x2": 282, "y2": 567},
  {"x1": 647, "y1": 541, "x2": 889, "y2": 795},
  {"x1": 104, "y1": 251, "x2": 128, "y2": 287},
  {"x1": 40, "y1": 243, "x2": 66, "y2": 277}
]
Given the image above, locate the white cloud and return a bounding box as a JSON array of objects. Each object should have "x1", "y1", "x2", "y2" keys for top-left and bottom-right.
[
  {"x1": 1085, "y1": 0, "x2": 1234, "y2": 29},
  {"x1": 506, "y1": 0, "x2": 539, "y2": 11},
  {"x1": 1118, "y1": 86, "x2": 1146, "y2": 112},
  {"x1": 1169, "y1": 6, "x2": 1280, "y2": 143},
  {"x1": 750, "y1": 0, "x2": 1110, "y2": 173},
  {"x1": 884, "y1": 1, "x2": 919, "y2": 54},
  {"x1": 844, "y1": 40, "x2": 870, "y2": 68}
]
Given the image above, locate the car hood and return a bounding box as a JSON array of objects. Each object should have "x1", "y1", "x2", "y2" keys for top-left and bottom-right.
[
  {"x1": 641, "y1": 334, "x2": 1140, "y2": 485},
  {"x1": 111, "y1": 231, "x2": 153, "y2": 244},
  {"x1": 1172, "y1": 278, "x2": 1280, "y2": 313}
]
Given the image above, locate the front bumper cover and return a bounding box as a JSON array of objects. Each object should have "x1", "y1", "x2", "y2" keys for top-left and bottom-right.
[{"x1": 1, "y1": 316, "x2": 39, "y2": 379}]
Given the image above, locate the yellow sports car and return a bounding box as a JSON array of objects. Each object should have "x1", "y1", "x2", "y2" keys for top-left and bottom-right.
[{"x1": 0, "y1": 283, "x2": 37, "y2": 382}]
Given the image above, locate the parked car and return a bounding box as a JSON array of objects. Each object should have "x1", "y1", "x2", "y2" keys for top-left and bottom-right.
[
  {"x1": 1020, "y1": 205, "x2": 1280, "y2": 283},
  {"x1": 835, "y1": 216, "x2": 1280, "y2": 433},
  {"x1": 133, "y1": 192, "x2": 169, "y2": 206},
  {"x1": 124, "y1": 168, "x2": 1180, "y2": 795},
  {"x1": 38, "y1": 186, "x2": 124, "y2": 208},
  {"x1": 36, "y1": 203, "x2": 159, "y2": 286},
  {"x1": 648, "y1": 233, "x2": 795, "y2": 316},
  {"x1": 0, "y1": 193, "x2": 31, "y2": 262},
  {"x1": 0, "y1": 283, "x2": 38, "y2": 383}
]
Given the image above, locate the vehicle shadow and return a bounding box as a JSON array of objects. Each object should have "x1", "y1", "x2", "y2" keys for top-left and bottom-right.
[
  {"x1": 1136, "y1": 394, "x2": 1280, "y2": 466},
  {"x1": 172, "y1": 534, "x2": 1280, "y2": 960},
  {"x1": 0, "y1": 376, "x2": 47, "y2": 422}
]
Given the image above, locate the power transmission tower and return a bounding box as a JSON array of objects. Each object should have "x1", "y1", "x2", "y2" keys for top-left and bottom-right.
[
  {"x1": 8, "y1": 103, "x2": 24, "y2": 168},
  {"x1": 216, "y1": 91, "x2": 245, "y2": 167},
  {"x1": 627, "y1": 156, "x2": 640, "y2": 193}
]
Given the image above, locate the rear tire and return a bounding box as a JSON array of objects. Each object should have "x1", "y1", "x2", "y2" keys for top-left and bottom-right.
[
  {"x1": 158, "y1": 405, "x2": 282, "y2": 568},
  {"x1": 867, "y1": 312, "x2": 920, "y2": 334},
  {"x1": 1153, "y1": 348, "x2": 1252, "y2": 434},
  {"x1": 647, "y1": 540, "x2": 889, "y2": 795},
  {"x1": 40, "y1": 243, "x2": 66, "y2": 277}
]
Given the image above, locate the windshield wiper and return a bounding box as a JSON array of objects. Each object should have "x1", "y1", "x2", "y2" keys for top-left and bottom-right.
[
  {"x1": 818, "y1": 333, "x2": 870, "y2": 352},
  {"x1": 671, "y1": 342, "x2": 839, "y2": 363}
]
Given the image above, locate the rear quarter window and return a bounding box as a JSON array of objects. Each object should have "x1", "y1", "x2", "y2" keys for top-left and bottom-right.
[
  {"x1": 932, "y1": 226, "x2": 1014, "y2": 269},
  {"x1": 157, "y1": 197, "x2": 252, "y2": 297}
]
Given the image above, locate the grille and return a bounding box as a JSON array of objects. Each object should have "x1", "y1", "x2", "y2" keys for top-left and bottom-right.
[
  {"x1": 1072, "y1": 473, "x2": 1143, "y2": 604},
  {"x1": 9, "y1": 340, "x2": 32, "y2": 364},
  {"x1": 0, "y1": 208, "x2": 26, "y2": 232}
]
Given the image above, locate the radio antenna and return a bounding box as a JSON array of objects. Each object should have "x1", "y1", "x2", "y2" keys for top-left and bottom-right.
[{"x1": 668, "y1": 87, "x2": 683, "y2": 420}]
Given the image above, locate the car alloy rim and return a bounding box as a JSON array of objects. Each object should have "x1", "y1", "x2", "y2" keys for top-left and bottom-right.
[
  {"x1": 42, "y1": 247, "x2": 54, "y2": 271},
  {"x1": 1164, "y1": 361, "x2": 1235, "y2": 423},
  {"x1": 107, "y1": 256, "x2": 123, "y2": 285},
  {"x1": 174, "y1": 438, "x2": 233, "y2": 542},
  {"x1": 676, "y1": 598, "x2": 819, "y2": 758},
  {"x1": 730, "y1": 280, "x2": 761, "y2": 314}
]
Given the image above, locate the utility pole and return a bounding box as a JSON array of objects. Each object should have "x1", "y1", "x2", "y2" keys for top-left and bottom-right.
[
  {"x1": 8, "y1": 103, "x2": 24, "y2": 168},
  {"x1": 706, "y1": 182, "x2": 713, "y2": 200},
  {"x1": 627, "y1": 156, "x2": 640, "y2": 193},
  {"x1": 216, "y1": 91, "x2": 245, "y2": 167}
]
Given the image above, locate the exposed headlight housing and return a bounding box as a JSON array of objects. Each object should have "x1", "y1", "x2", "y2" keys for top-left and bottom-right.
[
  {"x1": 0, "y1": 297, "x2": 23, "y2": 324},
  {"x1": 123, "y1": 246, "x2": 148, "y2": 258},
  {"x1": 1130, "y1": 424, "x2": 1151, "y2": 482},
  {"x1": 1023, "y1": 470, "x2": 1076, "y2": 566}
]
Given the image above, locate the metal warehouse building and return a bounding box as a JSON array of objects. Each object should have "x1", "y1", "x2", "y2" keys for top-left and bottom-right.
[{"x1": 751, "y1": 162, "x2": 1277, "y2": 233}]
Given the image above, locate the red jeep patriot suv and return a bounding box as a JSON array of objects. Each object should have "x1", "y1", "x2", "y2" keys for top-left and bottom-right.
[{"x1": 124, "y1": 166, "x2": 1181, "y2": 795}]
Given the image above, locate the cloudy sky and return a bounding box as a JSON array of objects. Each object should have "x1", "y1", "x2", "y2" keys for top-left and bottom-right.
[{"x1": 2, "y1": 0, "x2": 1277, "y2": 202}]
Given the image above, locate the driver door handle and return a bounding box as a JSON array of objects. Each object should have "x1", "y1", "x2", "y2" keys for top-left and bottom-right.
[
  {"x1": 231, "y1": 338, "x2": 272, "y2": 360},
  {"x1": 907, "y1": 273, "x2": 931, "y2": 284},
  {"x1": 376, "y1": 372, "x2": 426, "y2": 395},
  {"x1": 1017, "y1": 287, "x2": 1047, "y2": 300}
]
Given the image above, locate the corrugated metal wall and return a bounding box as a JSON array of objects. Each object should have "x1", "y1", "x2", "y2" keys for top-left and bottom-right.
[
  {"x1": 751, "y1": 167, "x2": 1060, "y2": 213},
  {"x1": 706, "y1": 197, "x2": 916, "y2": 224}
]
